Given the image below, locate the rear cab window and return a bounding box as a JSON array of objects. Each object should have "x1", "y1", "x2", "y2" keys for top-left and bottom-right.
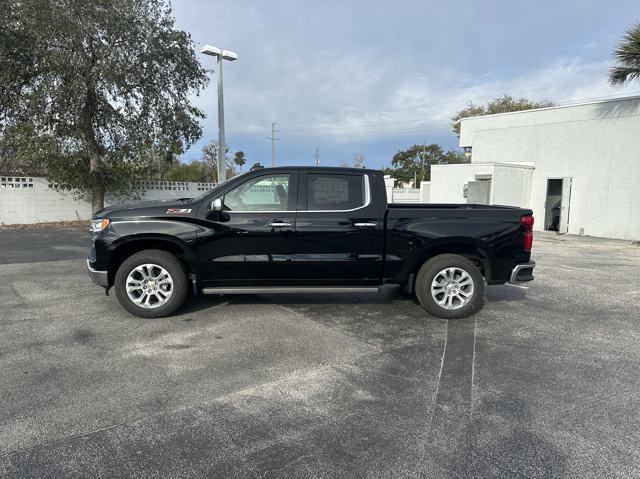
[{"x1": 307, "y1": 173, "x2": 366, "y2": 211}]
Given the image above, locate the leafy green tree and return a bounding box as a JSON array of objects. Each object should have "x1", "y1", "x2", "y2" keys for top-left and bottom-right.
[
  {"x1": 0, "y1": 124, "x2": 51, "y2": 175},
  {"x1": 610, "y1": 22, "x2": 640, "y2": 85},
  {"x1": 390, "y1": 144, "x2": 466, "y2": 185},
  {"x1": 0, "y1": 0, "x2": 209, "y2": 212},
  {"x1": 250, "y1": 162, "x2": 264, "y2": 171},
  {"x1": 233, "y1": 151, "x2": 247, "y2": 173},
  {"x1": 164, "y1": 161, "x2": 209, "y2": 182},
  {"x1": 451, "y1": 95, "x2": 554, "y2": 136}
]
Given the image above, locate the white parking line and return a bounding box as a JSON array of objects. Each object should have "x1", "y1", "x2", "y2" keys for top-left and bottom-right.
[{"x1": 471, "y1": 316, "x2": 477, "y2": 403}]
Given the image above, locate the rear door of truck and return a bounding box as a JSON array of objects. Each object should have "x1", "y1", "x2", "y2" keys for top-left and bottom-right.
[{"x1": 293, "y1": 171, "x2": 384, "y2": 284}]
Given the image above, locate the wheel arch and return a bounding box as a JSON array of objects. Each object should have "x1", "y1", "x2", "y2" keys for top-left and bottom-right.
[
  {"x1": 407, "y1": 239, "x2": 493, "y2": 293},
  {"x1": 107, "y1": 235, "x2": 196, "y2": 286}
]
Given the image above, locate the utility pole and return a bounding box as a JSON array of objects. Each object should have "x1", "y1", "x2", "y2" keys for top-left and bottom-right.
[
  {"x1": 314, "y1": 148, "x2": 320, "y2": 166},
  {"x1": 266, "y1": 122, "x2": 280, "y2": 167}
]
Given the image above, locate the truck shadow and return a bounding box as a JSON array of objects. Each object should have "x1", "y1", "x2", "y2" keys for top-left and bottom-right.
[
  {"x1": 176, "y1": 285, "x2": 528, "y2": 316},
  {"x1": 177, "y1": 286, "x2": 405, "y2": 315},
  {"x1": 484, "y1": 285, "x2": 528, "y2": 304}
]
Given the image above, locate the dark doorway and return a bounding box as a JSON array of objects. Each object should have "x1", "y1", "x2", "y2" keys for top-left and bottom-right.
[{"x1": 544, "y1": 179, "x2": 562, "y2": 231}]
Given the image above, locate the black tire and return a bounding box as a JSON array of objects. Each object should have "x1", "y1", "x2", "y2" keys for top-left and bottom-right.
[
  {"x1": 414, "y1": 254, "x2": 484, "y2": 319},
  {"x1": 114, "y1": 249, "x2": 188, "y2": 318}
]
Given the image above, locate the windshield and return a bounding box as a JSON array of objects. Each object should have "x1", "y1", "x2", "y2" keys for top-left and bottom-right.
[{"x1": 190, "y1": 173, "x2": 249, "y2": 202}]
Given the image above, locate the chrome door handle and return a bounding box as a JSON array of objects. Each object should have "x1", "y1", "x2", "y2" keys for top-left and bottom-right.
[
  {"x1": 353, "y1": 222, "x2": 377, "y2": 228},
  {"x1": 269, "y1": 222, "x2": 292, "y2": 227}
]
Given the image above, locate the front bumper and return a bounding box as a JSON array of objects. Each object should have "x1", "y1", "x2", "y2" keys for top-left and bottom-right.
[
  {"x1": 87, "y1": 259, "x2": 109, "y2": 288},
  {"x1": 510, "y1": 261, "x2": 535, "y2": 283}
]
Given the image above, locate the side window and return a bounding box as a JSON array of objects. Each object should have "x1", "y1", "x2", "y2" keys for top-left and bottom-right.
[
  {"x1": 308, "y1": 174, "x2": 365, "y2": 211},
  {"x1": 224, "y1": 174, "x2": 291, "y2": 211}
]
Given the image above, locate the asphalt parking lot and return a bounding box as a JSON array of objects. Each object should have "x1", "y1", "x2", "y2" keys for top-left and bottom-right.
[{"x1": 0, "y1": 228, "x2": 639, "y2": 478}]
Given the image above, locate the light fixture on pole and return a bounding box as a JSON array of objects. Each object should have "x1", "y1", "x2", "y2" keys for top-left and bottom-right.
[{"x1": 201, "y1": 44, "x2": 237, "y2": 183}]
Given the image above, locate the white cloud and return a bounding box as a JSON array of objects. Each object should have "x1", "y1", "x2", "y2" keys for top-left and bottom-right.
[
  {"x1": 176, "y1": 0, "x2": 640, "y2": 165},
  {"x1": 202, "y1": 56, "x2": 639, "y2": 139}
]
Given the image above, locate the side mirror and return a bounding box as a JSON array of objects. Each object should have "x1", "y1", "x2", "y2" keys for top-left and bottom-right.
[{"x1": 210, "y1": 198, "x2": 223, "y2": 212}]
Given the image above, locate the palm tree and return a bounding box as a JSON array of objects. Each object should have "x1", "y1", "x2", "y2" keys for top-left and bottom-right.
[
  {"x1": 233, "y1": 151, "x2": 247, "y2": 173},
  {"x1": 610, "y1": 22, "x2": 640, "y2": 85}
]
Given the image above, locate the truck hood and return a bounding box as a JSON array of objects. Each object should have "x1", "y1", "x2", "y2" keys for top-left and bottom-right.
[{"x1": 93, "y1": 198, "x2": 198, "y2": 220}]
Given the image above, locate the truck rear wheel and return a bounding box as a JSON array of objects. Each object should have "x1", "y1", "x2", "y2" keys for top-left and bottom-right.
[
  {"x1": 415, "y1": 254, "x2": 484, "y2": 319},
  {"x1": 114, "y1": 249, "x2": 188, "y2": 318}
]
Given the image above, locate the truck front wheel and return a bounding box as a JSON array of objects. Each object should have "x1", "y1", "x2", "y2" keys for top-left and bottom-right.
[
  {"x1": 415, "y1": 254, "x2": 484, "y2": 319},
  {"x1": 114, "y1": 249, "x2": 188, "y2": 318}
]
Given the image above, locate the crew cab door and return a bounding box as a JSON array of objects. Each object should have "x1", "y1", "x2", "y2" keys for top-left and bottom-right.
[
  {"x1": 293, "y1": 171, "x2": 384, "y2": 284},
  {"x1": 196, "y1": 172, "x2": 298, "y2": 285}
]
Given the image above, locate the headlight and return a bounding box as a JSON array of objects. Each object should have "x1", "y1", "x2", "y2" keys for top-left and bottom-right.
[{"x1": 90, "y1": 218, "x2": 110, "y2": 233}]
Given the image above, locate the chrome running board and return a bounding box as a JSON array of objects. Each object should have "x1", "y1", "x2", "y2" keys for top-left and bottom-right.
[{"x1": 202, "y1": 286, "x2": 380, "y2": 295}]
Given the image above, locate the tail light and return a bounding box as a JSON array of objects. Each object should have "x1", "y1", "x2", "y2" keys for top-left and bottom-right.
[{"x1": 521, "y1": 215, "x2": 534, "y2": 252}]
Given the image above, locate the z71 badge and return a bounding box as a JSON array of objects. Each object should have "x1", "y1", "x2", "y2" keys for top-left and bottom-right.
[{"x1": 166, "y1": 208, "x2": 192, "y2": 214}]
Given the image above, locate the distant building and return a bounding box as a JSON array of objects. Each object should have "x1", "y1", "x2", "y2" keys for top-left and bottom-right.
[{"x1": 428, "y1": 95, "x2": 640, "y2": 240}]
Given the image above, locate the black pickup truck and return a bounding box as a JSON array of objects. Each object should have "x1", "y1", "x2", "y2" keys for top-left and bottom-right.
[{"x1": 87, "y1": 166, "x2": 535, "y2": 319}]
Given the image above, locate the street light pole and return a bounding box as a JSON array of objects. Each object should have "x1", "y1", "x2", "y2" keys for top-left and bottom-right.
[
  {"x1": 216, "y1": 55, "x2": 226, "y2": 183},
  {"x1": 201, "y1": 44, "x2": 237, "y2": 184}
]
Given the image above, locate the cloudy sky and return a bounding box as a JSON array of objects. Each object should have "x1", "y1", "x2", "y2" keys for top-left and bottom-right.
[{"x1": 173, "y1": 0, "x2": 640, "y2": 169}]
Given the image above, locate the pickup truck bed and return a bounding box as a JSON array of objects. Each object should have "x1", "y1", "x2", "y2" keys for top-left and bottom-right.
[{"x1": 386, "y1": 203, "x2": 532, "y2": 286}]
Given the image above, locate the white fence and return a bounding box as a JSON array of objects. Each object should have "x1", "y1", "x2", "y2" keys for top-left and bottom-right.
[
  {"x1": 0, "y1": 176, "x2": 216, "y2": 225},
  {"x1": 391, "y1": 188, "x2": 420, "y2": 203},
  {"x1": 0, "y1": 175, "x2": 430, "y2": 225}
]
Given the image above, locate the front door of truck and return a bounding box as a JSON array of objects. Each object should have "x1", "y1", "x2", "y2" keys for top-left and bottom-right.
[
  {"x1": 293, "y1": 172, "x2": 384, "y2": 284},
  {"x1": 196, "y1": 172, "x2": 298, "y2": 285}
]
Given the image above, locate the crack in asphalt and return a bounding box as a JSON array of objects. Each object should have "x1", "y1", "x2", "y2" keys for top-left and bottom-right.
[{"x1": 415, "y1": 316, "x2": 477, "y2": 474}]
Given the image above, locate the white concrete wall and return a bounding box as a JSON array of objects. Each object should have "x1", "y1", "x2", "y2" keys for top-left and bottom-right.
[
  {"x1": 383, "y1": 176, "x2": 394, "y2": 203},
  {"x1": 391, "y1": 188, "x2": 421, "y2": 203},
  {"x1": 384, "y1": 176, "x2": 423, "y2": 203},
  {"x1": 0, "y1": 176, "x2": 216, "y2": 225},
  {"x1": 491, "y1": 164, "x2": 534, "y2": 208},
  {"x1": 460, "y1": 96, "x2": 640, "y2": 239},
  {"x1": 419, "y1": 181, "x2": 430, "y2": 203},
  {"x1": 430, "y1": 163, "x2": 495, "y2": 203},
  {"x1": 429, "y1": 163, "x2": 533, "y2": 207},
  {"x1": 0, "y1": 177, "x2": 91, "y2": 224}
]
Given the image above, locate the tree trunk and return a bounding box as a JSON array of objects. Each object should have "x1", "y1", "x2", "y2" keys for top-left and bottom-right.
[
  {"x1": 84, "y1": 79, "x2": 104, "y2": 213},
  {"x1": 89, "y1": 150, "x2": 104, "y2": 213},
  {"x1": 91, "y1": 186, "x2": 105, "y2": 213}
]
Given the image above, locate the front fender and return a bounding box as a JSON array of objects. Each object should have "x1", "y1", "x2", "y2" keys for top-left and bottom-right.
[{"x1": 94, "y1": 218, "x2": 199, "y2": 280}]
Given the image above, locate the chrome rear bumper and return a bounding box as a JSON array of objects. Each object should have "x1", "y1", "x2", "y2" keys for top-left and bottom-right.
[{"x1": 510, "y1": 261, "x2": 535, "y2": 283}]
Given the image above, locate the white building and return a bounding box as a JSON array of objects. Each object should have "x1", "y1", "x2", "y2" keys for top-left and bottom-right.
[{"x1": 428, "y1": 95, "x2": 640, "y2": 240}]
